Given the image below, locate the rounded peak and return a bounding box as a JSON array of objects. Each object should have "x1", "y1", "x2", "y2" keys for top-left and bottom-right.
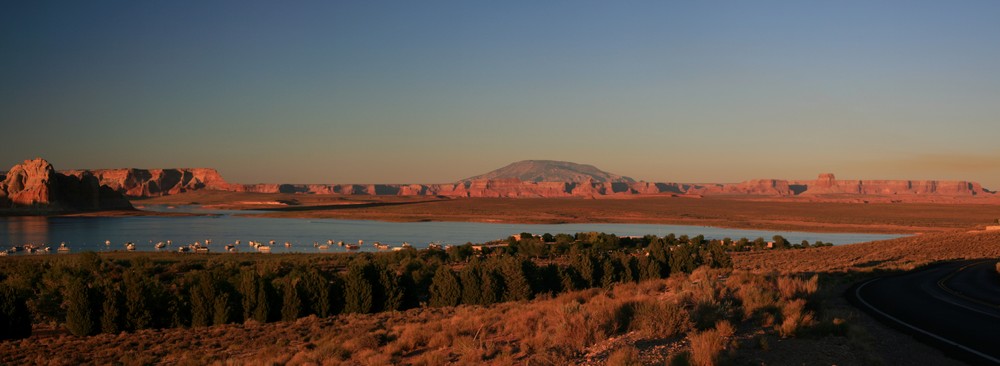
[{"x1": 463, "y1": 160, "x2": 635, "y2": 183}]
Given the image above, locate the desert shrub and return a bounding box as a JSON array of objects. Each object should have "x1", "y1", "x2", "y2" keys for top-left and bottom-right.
[
  {"x1": 0, "y1": 285, "x2": 31, "y2": 340},
  {"x1": 669, "y1": 351, "x2": 693, "y2": 366},
  {"x1": 631, "y1": 300, "x2": 691, "y2": 338},
  {"x1": 776, "y1": 274, "x2": 818, "y2": 300},
  {"x1": 727, "y1": 272, "x2": 779, "y2": 321},
  {"x1": 606, "y1": 345, "x2": 641, "y2": 366},
  {"x1": 777, "y1": 298, "x2": 815, "y2": 337},
  {"x1": 688, "y1": 320, "x2": 734, "y2": 366}
]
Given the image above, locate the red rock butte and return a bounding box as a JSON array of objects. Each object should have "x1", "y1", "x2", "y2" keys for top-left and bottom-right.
[{"x1": 0, "y1": 158, "x2": 132, "y2": 213}]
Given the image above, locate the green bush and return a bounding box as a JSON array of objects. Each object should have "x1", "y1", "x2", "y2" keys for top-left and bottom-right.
[{"x1": 0, "y1": 285, "x2": 31, "y2": 340}]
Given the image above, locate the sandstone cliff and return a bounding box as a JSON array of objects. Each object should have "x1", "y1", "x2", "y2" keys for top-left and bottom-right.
[
  {"x1": 0, "y1": 158, "x2": 133, "y2": 214},
  {"x1": 62, "y1": 167, "x2": 234, "y2": 198}
]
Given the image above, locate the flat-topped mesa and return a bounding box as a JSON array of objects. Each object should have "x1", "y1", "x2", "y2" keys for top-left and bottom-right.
[
  {"x1": 1, "y1": 158, "x2": 133, "y2": 214},
  {"x1": 793, "y1": 173, "x2": 988, "y2": 196}
]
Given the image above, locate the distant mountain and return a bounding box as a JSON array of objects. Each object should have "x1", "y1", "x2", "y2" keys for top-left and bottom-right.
[{"x1": 461, "y1": 160, "x2": 636, "y2": 183}]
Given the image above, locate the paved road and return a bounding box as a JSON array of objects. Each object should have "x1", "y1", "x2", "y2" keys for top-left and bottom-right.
[{"x1": 852, "y1": 260, "x2": 1000, "y2": 365}]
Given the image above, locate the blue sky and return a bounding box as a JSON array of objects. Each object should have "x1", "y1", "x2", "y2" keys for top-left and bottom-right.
[{"x1": 2, "y1": 1, "x2": 999, "y2": 186}]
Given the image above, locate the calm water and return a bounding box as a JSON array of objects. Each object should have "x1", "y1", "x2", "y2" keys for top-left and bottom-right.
[{"x1": 0, "y1": 205, "x2": 903, "y2": 254}]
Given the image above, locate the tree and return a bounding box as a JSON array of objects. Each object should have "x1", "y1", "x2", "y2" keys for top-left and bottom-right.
[
  {"x1": 480, "y1": 267, "x2": 503, "y2": 305},
  {"x1": 558, "y1": 266, "x2": 581, "y2": 292},
  {"x1": 253, "y1": 279, "x2": 272, "y2": 322},
  {"x1": 572, "y1": 252, "x2": 599, "y2": 287},
  {"x1": 429, "y1": 266, "x2": 461, "y2": 307},
  {"x1": 600, "y1": 258, "x2": 621, "y2": 288},
  {"x1": 378, "y1": 266, "x2": 403, "y2": 312},
  {"x1": 281, "y1": 277, "x2": 302, "y2": 321},
  {"x1": 343, "y1": 261, "x2": 374, "y2": 314},
  {"x1": 99, "y1": 282, "x2": 122, "y2": 334},
  {"x1": 123, "y1": 270, "x2": 153, "y2": 330},
  {"x1": 65, "y1": 277, "x2": 96, "y2": 336},
  {"x1": 189, "y1": 272, "x2": 216, "y2": 327},
  {"x1": 298, "y1": 268, "x2": 331, "y2": 317},
  {"x1": 772, "y1": 235, "x2": 789, "y2": 250},
  {"x1": 499, "y1": 258, "x2": 533, "y2": 301},
  {"x1": 459, "y1": 263, "x2": 483, "y2": 305},
  {"x1": 638, "y1": 256, "x2": 662, "y2": 281},
  {"x1": 446, "y1": 244, "x2": 474, "y2": 262},
  {"x1": 0, "y1": 285, "x2": 31, "y2": 340},
  {"x1": 670, "y1": 244, "x2": 698, "y2": 273},
  {"x1": 238, "y1": 267, "x2": 261, "y2": 322},
  {"x1": 214, "y1": 292, "x2": 234, "y2": 325}
]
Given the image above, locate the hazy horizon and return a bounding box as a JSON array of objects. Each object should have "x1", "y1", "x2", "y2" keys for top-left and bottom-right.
[{"x1": 3, "y1": 1, "x2": 999, "y2": 187}]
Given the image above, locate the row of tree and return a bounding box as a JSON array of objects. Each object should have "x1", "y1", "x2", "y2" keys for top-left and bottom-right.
[{"x1": 1, "y1": 231, "x2": 738, "y2": 338}]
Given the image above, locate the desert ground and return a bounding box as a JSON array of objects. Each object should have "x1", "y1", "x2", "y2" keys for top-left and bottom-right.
[{"x1": 138, "y1": 191, "x2": 1000, "y2": 234}]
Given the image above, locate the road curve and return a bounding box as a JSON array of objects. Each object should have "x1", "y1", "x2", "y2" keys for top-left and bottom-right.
[{"x1": 851, "y1": 260, "x2": 1000, "y2": 365}]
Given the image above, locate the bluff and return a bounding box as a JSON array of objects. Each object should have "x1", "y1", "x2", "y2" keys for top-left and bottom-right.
[
  {"x1": 62, "y1": 167, "x2": 234, "y2": 198},
  {"x1": 0, "y1": 158, "x2": 133, "y2": 214}
]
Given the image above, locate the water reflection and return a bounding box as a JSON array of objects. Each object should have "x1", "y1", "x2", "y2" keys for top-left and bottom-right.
[{"x1": 3, "y1": 216, "x2": 50, "y2": 246}]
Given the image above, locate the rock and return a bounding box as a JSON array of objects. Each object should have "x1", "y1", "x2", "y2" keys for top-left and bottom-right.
[
  {"x1": 62, "y1": 168, "x2": 233, "y2": 198},
  {"x1": 0, "y1": 158, "x2": 133, "y2": 214},
  {"x1": 35, "y1": 159, "x2": 995, "y2": 200}
]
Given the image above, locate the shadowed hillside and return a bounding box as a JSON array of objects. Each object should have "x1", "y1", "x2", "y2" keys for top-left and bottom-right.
[{"x1": 462, "y1": 160, "x2": 636, "y2": 183}]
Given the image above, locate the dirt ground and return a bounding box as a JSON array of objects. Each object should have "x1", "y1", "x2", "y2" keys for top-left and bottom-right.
[{"x1": 133, "y1": 191, "x2": 1000, "y2": 234}]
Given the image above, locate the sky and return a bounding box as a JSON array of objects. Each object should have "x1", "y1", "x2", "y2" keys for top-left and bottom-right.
[{"x1": 2, "y1": 1, "x2": 999, "y2": 187}]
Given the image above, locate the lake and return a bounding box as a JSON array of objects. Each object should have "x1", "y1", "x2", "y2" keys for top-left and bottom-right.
[{"x1": 0, "y1": 205, "x2": 904, "y2": 254}]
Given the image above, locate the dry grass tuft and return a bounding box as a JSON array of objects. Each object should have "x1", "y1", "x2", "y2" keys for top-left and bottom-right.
[
  {"x1": 606, "y1": 345, "x2": 642, "y2": 366},
  {"x1": 777, "y1": 299, "x2": 815, "y2": 338},
  {"x1": 688, "y1": 320, "x2": 735, "y2": 366}
]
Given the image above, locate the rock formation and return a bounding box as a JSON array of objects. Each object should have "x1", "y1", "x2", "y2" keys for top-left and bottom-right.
[
  {"x1": 62, "y1": 168, "x2": 233, "y2": 198},
  {"x1": 0, "y1": 158, "x2": 133, "y2": 214},
  {"x1": 462, "y1": 160, "x2": 636, "y2": 183},
  {"x1": 46, "y1": 160, "x2": 995, "y2": 200}
]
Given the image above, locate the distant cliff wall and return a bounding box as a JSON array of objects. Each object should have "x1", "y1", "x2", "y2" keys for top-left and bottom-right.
[{"x1": 56, "y1": 167, "x2": 994, "y2": 199}]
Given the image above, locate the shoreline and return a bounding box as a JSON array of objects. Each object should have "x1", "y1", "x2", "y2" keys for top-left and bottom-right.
[{"x1": 237, "y1": 211, "x2": 928, "y2": 235}]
